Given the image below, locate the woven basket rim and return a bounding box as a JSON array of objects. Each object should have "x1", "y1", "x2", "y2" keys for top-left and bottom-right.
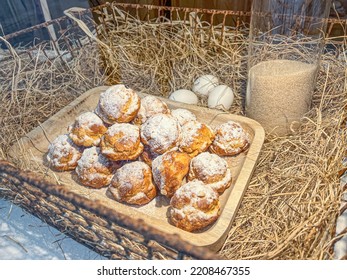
[{"x1": 0, "y1": 160, "x2": 222, "y2": 260}]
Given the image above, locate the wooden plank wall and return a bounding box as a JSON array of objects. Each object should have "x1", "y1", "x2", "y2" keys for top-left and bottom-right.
[
  {"x1": 171, "y1": 0, "x2": 252, "y2": 11},
  {"x1": 171, "y1": 0, "x2": 252, "y2": 26}
]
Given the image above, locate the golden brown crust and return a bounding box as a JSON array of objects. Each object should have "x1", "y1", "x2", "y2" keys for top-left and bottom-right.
[
  {"x1": 139, "y1": 144, "x2": 160, "y2": 167},
  {"x1": 95, "y1": 85, "x2": 141, "y2": 124},
  {"x1": 179, "y1": 121, "x2": 215, "y2": 157},
  {"x1": 108, "y1": 161, "x2": 157, "y2": 205},
  {"x1": 169, "y1": 180, "x2": 220, "y2": 232},
  {"x1": 75, "y1": 147, "x2": 114, "y2": 188},
  {"x1": 100, "y1": 123, "x2": 144, "y2": 161},
  {"x1": 47, "y1": 134, "x2": 83, "y2": 171},
  {"x1": 187, "y1": 152, "x2": 232, "y2": 194},
  {"x1": 133, "y1": 95, "x2": 170, "y2": 125},
  {"x1": 152, "y1": 151, "x2": 191, "y2": 198},
  {"x1": 209, "y1": 121, "x2": 250, "y2": 156},
  {"x1": 171, "y1": 108, "x2": 197, "y2": 126},
  {"x1": 140, "y1": 114, "x2": 181, "y2": 154},
  {"x1": 69, "y1": 112, "x2": 107, "y2": 147}
]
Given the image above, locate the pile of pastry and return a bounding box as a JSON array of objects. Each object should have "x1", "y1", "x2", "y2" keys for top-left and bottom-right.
[{"x1": 47, "y1": 85, "x2": 250, "y2": 232}]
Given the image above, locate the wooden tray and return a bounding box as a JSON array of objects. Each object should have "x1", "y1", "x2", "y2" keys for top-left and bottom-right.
[{"x1": 9, "y1": 86, "x2": 265, "y2": 251}]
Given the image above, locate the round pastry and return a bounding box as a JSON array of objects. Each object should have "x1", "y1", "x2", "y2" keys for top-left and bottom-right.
[
  {"x1": 133, "y1": 95, "x2": 170, "y2": 125},
  {"x1": 47, "y1": 134, "x2": 83, "y2": 171},
  {"x1": 140, "y1": 113, "x2": 181, "y2": 154},
  {"x1": 100, "y1": 123, "x2": 143, "y2": 161},
  {"x1": 95, "y1": 84, "x2": 140, "y2": 124},
  {"x1": 108, "y1": 161, "x2": 157, "y2": 205},
  {"x1": 69, "y1": 112, "x2": 107, "y2": 147},
  {"x1": 209, "y1": 120, "x2": 250, "y2": 156},
  {"x1": 76, "y1": 146, "x2": 114, "y2": 188},
  {"x1": 171, "y1": 108, "x2": 197, "y2": 126},
  {"x1": 169, "y1": 180, "x2": 220, "y2": 232},
  {"x1": 139, "y1": 144, "x2": 160, "y2": 167},
  {"x1": 152, "y1": 151, "x2": 191, "y2": 198},
  {"x1": 188, "y1": 152, "x2": 232, "y2": 194},
  {"x1": 179, "y1": 120, "x2": 215, "y2": 157}
]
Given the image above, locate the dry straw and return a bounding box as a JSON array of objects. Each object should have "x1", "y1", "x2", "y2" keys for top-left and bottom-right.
[
  {"x1": 221, "y1": 50, "x2": 347, "y2": 260},
  {"x1": 0, "y1": 38, "x2": 107, "y2": 159},
  {"x1": 1, "y1": 5, "x2": 346, "y2": 259}
]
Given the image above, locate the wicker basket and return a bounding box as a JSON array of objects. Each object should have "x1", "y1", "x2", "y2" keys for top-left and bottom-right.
[
  {"x1": 0, "y1": 160, "x2": 220, "y2": 259},
  {"x1": 0, "y1": 2, "x2": 346, "y2": 260}
]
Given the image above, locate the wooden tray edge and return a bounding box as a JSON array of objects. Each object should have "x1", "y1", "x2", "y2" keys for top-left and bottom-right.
[{"x1": 8, "y1": 86, "x2": 265, "y2": 252}]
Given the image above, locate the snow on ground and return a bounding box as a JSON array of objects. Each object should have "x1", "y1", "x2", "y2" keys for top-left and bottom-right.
[{"x1": 0, "y1": 198, "x2": 106, "y2": 260}]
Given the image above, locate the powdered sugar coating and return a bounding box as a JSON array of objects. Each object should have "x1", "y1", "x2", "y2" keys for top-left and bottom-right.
[
  {"x1": 180, "y1": 120, "x2": 203, "y2": 147},
  {"x1": 95, "y1": 85, "x2": 140, "y2": 124},
  {"x1": 69, "y1": 112, "x2": 106, "y2": 146},
  {"x1": 172, "y1": 204, "x2": 215, "y2": 222},
  {"x1": 172, "y1": 181, "x2": 218, "y2": 212},
  {"x1": 181, "y1": 121, "x2": 202, "y2": 146},
  {"x1": 134, "y1": 95, "x2": 170, "y2": 124},
  {"x1": 76, "y1": 146, "x2": 113, "y2": 188},
  {"x1": 179, "y1": 120, "x2": 214, "y2": 157},
  {"x1": 47, "y1": 134, "x2": 82, "y2": 171},
  {"x1": 152, "y1": 156, "x2": 163, "y2": 177},
  {"x1": 207, "y1": 169, "x2": 232, "y2": 193},
  {"x1": 109, "y1": 161, "x2": 156, "y2": 205},
  {"x1": 169, "y1": 180, "x2": 220, "y2": 231},
  {"x1": 188, "y1": 152, "x2": 232, "y2": 194},
  {"x1": 139, "y1": 145, "x2": 160, "y2": 167},
  {"x1": 112, "y1": 161, "x2": 145, "y2": 190},
  {"x1": 151, "y1": 155, "x2": 165, "y2": 186},
  {"x1": 152, "y1": 151, "x2": 190, "y2": 197},
  {"x1": 140, "y1": 113, "x2": 181, "y2": 154},
  {"x1": 210, "y1": 120, "x2": 250, "y2": 156},
  {"x1": 106, "y1": 123, "x2": 139, "y2": 141},
  {"x1": 100, "y1": 123, "x2": 143, "y2": 161},
  {"x1": 77, "y1": 146, "x2": 110, "y2": 169},
  {"x1": 171, "y1": 108, "x2": 197, "y2": 126},
  {"x1": 76, "y1": 111, "x2": 104, "y2": 126},
  {"x1": 189, "y1": 152, "x2": 227, "y2": 179},
  {"x1": 220, "y1": 121, "x2": 246, "y2": 139}
]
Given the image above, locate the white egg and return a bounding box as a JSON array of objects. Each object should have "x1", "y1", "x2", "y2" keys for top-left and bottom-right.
[
  {"x1": 208, "y1": 85, "x2": 234, "y2": 110},
  {"x1": 169, "y1": 89, "x2": 199, "y2": 105},
  {"x1": 192, "y1": 75, "x2": 219, "y2": 97}
]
